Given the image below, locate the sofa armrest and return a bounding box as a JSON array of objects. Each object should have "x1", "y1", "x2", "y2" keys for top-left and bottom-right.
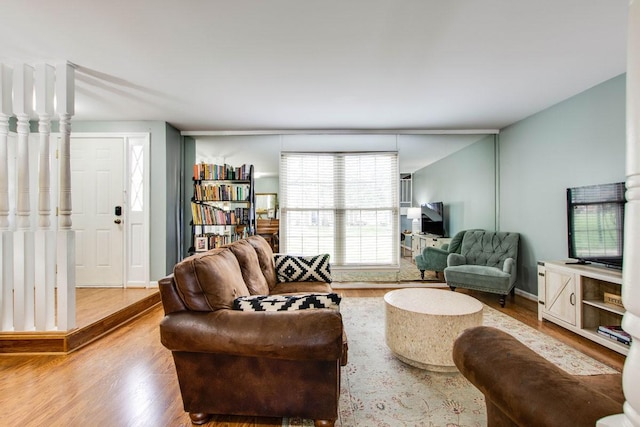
[
  {"x1": 421, "y1": 245, "x2": 447, "y2": 258},
  {"x1": 453, "y1": 326, "x2": 622, "y2": 427},
  {"x1": 502, "y1": 257, "x2": 515, "y2": 274},
  {"x1": 160, "y1": 308, "x2": 344, "y2": 361},
  {"x1": 158, "y1": 274, "x2": 189, "y2": 314},
  {"x1": 447, "y1": 252, "x2": 466, "y2": 267},
  {"x1": 421, "y1": 246, "x2": 450, "y2": 271}
]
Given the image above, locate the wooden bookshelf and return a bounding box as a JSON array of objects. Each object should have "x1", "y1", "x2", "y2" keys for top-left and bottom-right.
[{"x1": 189, "y1": 163, "x2": 256, "y2": 253}]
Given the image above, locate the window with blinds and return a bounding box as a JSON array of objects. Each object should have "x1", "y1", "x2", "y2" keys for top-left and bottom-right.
[{"x1": 280, "y1": 152, "x2": 399, "y2": 267}]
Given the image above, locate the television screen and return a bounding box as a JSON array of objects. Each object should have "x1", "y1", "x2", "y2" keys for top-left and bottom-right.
[
  {"x1": 421, "y1": 202, "x2": 445, "y2": 236},
  {"x1": 567, "y1": 182, "x2": 625, "y2": 269}
]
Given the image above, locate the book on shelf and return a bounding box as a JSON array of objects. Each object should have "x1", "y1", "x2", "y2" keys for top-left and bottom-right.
[
  {"x1": 193, "y1": 163, "x2": 250, "y2": 181},
  {"x1": 194, "y1": 227, "x2": 251, "y2": 250},
  {"x1": 194, "y1": 183, "x2": 250, "y2": 201},
  {"x1": 191, "y1": 202, "x2": 250, "y2": 226},
  {"x1": 597, "y1": 329, "x2": 631, "y2": 345},
  {"x1": 597, "y1": 325, "x2": 631, "y2": 345}
]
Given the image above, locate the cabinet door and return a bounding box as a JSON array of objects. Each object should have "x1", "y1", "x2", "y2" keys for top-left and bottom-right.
[
  {"x1": 411, "y1": 236, "x2": 420, "y2": 254},
  {"x1": 543, "y1": 268, "x2": 577, "y2": 326}
]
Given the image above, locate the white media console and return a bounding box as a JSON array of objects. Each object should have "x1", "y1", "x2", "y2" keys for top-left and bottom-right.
[{"x1": 537, "y1": 260, "x2": 627, "y2": 355}]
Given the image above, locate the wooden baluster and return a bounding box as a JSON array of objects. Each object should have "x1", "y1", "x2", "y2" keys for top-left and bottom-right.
[
  {"x1": 35, "y1": 63, "x2": 56, "y2": 330},
  {"x1": 55, "y1": 62, "x2": 76, "y2": 330},
  {"x1": 620, "y1": 1, "x2": 640, "y2": 424},
  {"x1": 12, "y1": 64, "x2": 35, "y2": 331},
  {"x1": 0, "y1": 64, "x2": 13, "y2": 331},
  {"x1": 598, "y1": 2, "x2": 640, "y2": 426}
]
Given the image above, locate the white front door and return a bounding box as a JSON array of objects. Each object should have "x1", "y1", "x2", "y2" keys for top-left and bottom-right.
[{"x1": 71, "y1": 137, "x2": 125, "y2": 287}]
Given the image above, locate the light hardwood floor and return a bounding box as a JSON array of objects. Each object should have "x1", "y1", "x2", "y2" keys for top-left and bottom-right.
[
  {"x1": 0, "y1": 287, "x2": 625, "y2": 426},
  {"x1": 0, "y1": 288, "x2": 160, "y2": 354}
]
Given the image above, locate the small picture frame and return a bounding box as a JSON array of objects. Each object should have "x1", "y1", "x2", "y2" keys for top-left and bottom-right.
[{"x1": 195, "y1": 236, "x2": 208, "y2": 252}]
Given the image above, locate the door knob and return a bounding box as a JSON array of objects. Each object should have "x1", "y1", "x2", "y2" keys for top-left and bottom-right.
[{"x1": 114, "y1": 219, "x2": 122, "y2": 224}]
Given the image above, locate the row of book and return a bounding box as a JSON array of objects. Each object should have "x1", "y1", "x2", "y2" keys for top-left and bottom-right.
[
  {"x1": 193, "y1": 163, "x2": 251, "y2": 181},
  {"x1": 194, "y1": 231, "x2": 252, "y2": 252},
  {"x1": 597, "y1": 325, "x2": 632, "y2": 346},
  {"x1": 191, "y1": 203, "x2": 250, "y2": 226},
  {"x1": 194, "y1": 183, "x2": 250, "y2": 201}
]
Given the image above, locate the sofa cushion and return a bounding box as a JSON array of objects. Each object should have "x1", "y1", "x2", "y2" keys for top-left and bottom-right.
[
  {"x1": 246, "y1": 235, "x2": 278, "y2": 289},
  {"x1": 233, "y1": 293, "x2": 341, "y2": 311},
  {"x1": 274, "y1": 254, "x2": 332, "y2": 283},
  {"x1": 173, "y1": 248, "x2": 251, "y2": 311},
  {"x1": 271, "y1": 281, "x2": 334, "y2": 295},
  {"x1": 445, "y1": 264, "x2": 512, "y2": 293},
  {"x1": 460, "y1": 231, "x2": 519, "y2": 268},
  {"x1": 226, "y1": 239, "x2": 270, "y2": 295}
]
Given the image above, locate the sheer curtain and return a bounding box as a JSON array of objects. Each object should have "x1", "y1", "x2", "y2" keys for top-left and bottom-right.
[{"x1": 280, "y1": 151, "x2": 399, "y2": 267}]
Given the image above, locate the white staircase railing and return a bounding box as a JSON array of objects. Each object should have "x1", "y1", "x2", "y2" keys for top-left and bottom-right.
[{"x1": 0, "y1": 61, "x2": 76, "y2": 333}]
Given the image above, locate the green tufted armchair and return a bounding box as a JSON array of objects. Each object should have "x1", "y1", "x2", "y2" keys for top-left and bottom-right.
[
  {"x1": 444, "y1": 230, "x2": 520, "y2": 307},
  {"x1": 414, "y1": 230, "x2": 471, "y2": 280}
]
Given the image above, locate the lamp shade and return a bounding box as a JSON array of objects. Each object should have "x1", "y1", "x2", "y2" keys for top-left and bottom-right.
[{"x1": 407, "y1": 207, "x2": 421, "y2": 220}]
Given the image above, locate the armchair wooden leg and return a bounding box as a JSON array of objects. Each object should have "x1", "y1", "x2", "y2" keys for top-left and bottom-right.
[
  {"x1": 189, "y1": 413, "x2": 211, "y2": 425},
  {"x1": 449, "y1": 286, "x2": 456, "y2": 292},
  {"x1": 499, "y1": 295, "x2": 506, "y2": 308},
  {"x1": 420, "y1": 270, "x2": 425, "y2": 280}
]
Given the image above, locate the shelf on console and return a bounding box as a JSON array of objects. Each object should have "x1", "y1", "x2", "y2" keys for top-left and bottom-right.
[{"x1": 583, "y1": 299, "x2": 625, "y2": 316}]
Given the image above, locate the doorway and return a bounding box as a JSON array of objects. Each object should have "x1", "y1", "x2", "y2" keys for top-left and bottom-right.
[
  {"x1": 71, "y1": 137, "x2": 125, "y2": 286},
  {"x1": 62, "y1": 133, "x2": 150, "y2": 288}
]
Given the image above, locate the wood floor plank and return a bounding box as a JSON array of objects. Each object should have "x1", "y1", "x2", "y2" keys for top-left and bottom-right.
[{"x1": 0, "y1": 286, "x2": 625, "y2": 427}]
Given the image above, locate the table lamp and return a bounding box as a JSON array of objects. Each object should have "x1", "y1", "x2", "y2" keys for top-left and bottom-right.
[{"x1": 407, "y1": 207, "x2": 421, "y2": 234}]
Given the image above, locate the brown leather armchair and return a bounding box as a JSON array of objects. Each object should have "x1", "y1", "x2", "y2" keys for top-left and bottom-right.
[
  {"x1": 453, "y1": 326, "x2": 623, "y2": 426},
  {"x1": 159, "y1": 236, "x2": 347, "y2": 426}
]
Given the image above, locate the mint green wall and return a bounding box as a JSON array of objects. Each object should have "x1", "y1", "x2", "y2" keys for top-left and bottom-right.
[
  {"x1": 72, "y1": 120, "x2": 182, "y2": 280},
  {"x1": 412, "y1": 135, "x2": 496, "y2": 237},
  {"x1": 499, "y1": 74, "x2": 626, "y2": 295},
  {"x1": 255, "y1": 177, "x2": 279, "y2": 193}
]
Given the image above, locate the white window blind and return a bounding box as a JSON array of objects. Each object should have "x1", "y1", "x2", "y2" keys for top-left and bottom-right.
[{"x1": 280, "y1": 152, "x2": 399, "y2": 267}]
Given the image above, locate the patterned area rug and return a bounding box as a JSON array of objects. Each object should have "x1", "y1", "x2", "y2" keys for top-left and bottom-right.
[
  {"x1": 332, "y1": 258, "x2": 438, "y2": 283},
  {"x1": 283, "y1": 296, "x2": 618, "y2": 427}
]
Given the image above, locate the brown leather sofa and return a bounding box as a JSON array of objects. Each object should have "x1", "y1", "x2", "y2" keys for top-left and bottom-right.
[
  {"x1": 453, "y1": 326, "x2": 624, "y2": 427},
  {"x1": 159, "y1": 235, "x2": 347, "y2": 427}
]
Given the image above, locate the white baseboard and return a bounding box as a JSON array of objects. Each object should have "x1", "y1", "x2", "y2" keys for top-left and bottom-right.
[
  {"x1": 124, "y1": 281, "x2": 159, "y2": 289},
  {"x1": 332, "y1": 281, "x2": 447, "y2": 289},
  {"x1": 515, "y1": 288, "x2": 537, "y2": 301}
]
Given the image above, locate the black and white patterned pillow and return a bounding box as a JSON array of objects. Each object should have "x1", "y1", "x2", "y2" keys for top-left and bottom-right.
[
  {"x1": 232, "y1": 293, "x2": 341, "y2": 311},
  {"x1": 274, "y1": 254, "x2": 332, "y2": 283}
]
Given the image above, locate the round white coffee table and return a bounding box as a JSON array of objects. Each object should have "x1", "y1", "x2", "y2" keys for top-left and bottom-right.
[{"x1": 384, "y1": 288, "x2": 483, "y2": 372}]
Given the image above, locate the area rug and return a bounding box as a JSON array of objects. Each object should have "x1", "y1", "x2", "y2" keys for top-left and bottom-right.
[
  {"x1": 332, "y1": 258, "x2": 437, "y2": 283},
  {"x1": 283, "y1": 296, "x2": 618, "y2": 427}
]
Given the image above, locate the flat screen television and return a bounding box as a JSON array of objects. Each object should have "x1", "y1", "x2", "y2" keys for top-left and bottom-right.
[
  {"x1": 421, "y1": 202, "x2": 445, "y2": 237},
  {"x1": 566, "y1": 182, "x2": 625, "y2": 269}
]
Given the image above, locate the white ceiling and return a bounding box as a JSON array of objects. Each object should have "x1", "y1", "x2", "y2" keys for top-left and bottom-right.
[{"x1": 0, "y1": 1, "x2": 628, "y2": 133}]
